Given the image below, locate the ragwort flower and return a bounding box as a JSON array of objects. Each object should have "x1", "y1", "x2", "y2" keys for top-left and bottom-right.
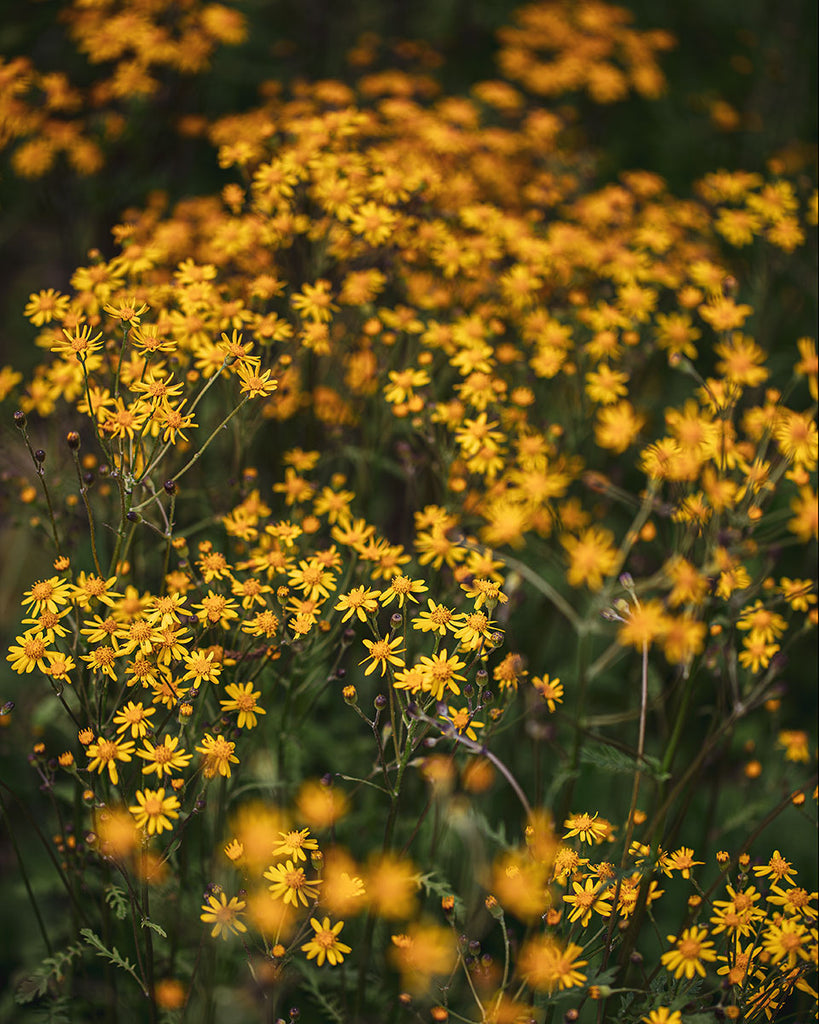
[
  {"x1": 200, "y1": 891, "x2": 247, "y2": 940},
  {"x1": 301, "y1": 917, "x2": 351, "y2": 966}
]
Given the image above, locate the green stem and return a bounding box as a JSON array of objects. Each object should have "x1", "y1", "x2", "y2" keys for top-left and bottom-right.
[
  {"x1": 71, "y1": 445, "x2": 103, "y2": 575},
  {"x1": 131, "y1": 398, "x2": 250, "y2": 513}
]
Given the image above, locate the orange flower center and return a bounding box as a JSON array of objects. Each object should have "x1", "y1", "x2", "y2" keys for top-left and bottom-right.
[{"x1": 24, "y1": 637, "x2": 46, "y2": 658}]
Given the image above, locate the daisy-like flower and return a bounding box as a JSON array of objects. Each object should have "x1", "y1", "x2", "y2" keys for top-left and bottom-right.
[
  {"x1": 101, "y1": 396, "x2": 149, "y2": 440},
  {"x1": 451, "y1": 609, "x2": 498, "y2": 650},
  {"x1": 196, "y1": 733, "x2": 239, "y2": 779},
  {"x1": 272, "y1": 828, "x2": 319, "y2": 863},
  {"x1": 129, "y1": 788, "x2": 180, "y2": 835},
  {"x1": 241, "y1": 610, "x2": 280, "y2": 638},
  {"x1": 129, "y1": 370, "x2": 184, "y2": 409},
  {"x1": 7, "y1": 634, "x2": 56, "y2": 674},
  {"x1": 113, "y1": 701, "x2": 156, "y2": 739},
  {"x1": 86, "y1": 736, "x2": 135, "y2": 785},
  {"x1": 737, "y1": 600, "x2": 789, "y2": 645},
  {"x1": 71, "y1": 572, "x2": 120, "y2": 609},
  {"x1": 661, "y1": 926, "x2": 717, "y2": 979},
  {"x1": 196, "y1": 550, "x2": 232, "y2": 581},
  {"x1": 379, "y1": 574, "x2": 428, "y2": 608},
  {"x1": 301, "y1": 917, "x2": 351, "y2": 966},
  {"x1": 43, "y1": 651, "x2": 76, "y2": 683},
  {"x1": 563, "y1": 812, "x2": 609, "y2": 845},
  {"x1": 103, "y1": 296, "x2": 149, "y2": 325},
  {"x1": 288, "y1": 558, "x2": 337, "y2": 602},
  {"x1": 767, "y1": 885, "x2": 817, "y2": 919},
  {"x1": 191, "y1": 592, "x2": 240, "y2": 629},
  {"x1": 264, "y1": 859, "x2": 322, "y2": 906},
  {"x1": 359, "y1": 636, "x2": 405, "y2": 677},
  {"x1": 236, "y1": 358, "x2": 278, "y2": 398},
  {"x1": 460, "y1": 577, "x2": 508, "y2": 610},
  {"x1": 778, "y1": 577, "x2": 816, "y2": 611},
  {"x1": 21, "y1": 607, "x2": 72, "y2": 642},
  {"x1": 51, "y1": 324, "x2": 104, "y2": 361},
  {"x1": 519, "y1": 936, "x2": 588, "y2": 994},
  {"x1": 181, "y1": 649, "x2": 222, "y2": 686},
  {"x1": 335, "y1": 586, "x2": 380, "y2": 623},
  {"x1": 662, "y1": 846, "x2": 704, "y2": 879},
  {"x1": 136, "y1": 734, "x2": 192, "y2": 777},
  {"x1": 291, "y1": 279, "x2": 338, "y2": 322},
  {"x1": 441, "y1": 706, "x2": 484, "y2": 742},
  {"x1": 392, "y1": 665, "x2": 425, "y2": 693},
  {"x1": 532, "y1": 674, "x2": 564, "y2": 712},
  {"x1": 115, "y1": 619, "x2": 164, "y2": 657},
  {"x1": 716, "y1": 939, "x2": 765, "y2": 987},
  {"x1": 411, "y1": 599, "x2": 458, "y2": 636},
  {"x1": 561, "y1": 527, "x2": 620, "y2": 591},
  {"x1": 154, "y1": 401, "x2": 197, "y2": 444},
  {"x1": 80, "y1": 644, "x2": 120, "y2": 679},
  {"x1": 230, "y1": 576, "x2": 272, "y2": 609},
  {"x1": 200, "y1": 891, "x2": 247, "y2": 940},
  {"x1": 563, "y1": 878, "x2": 613, "y2": 926},
  {"x1": 709, "y1": 884, "x2": 765, "y2": 937},
  {"x1": 762, "y1": 917, "x2": 811, "y2": 968},
  {"x1": 417, "y1": 649, "x2": 467, "y2": 701},
  {"x1": 219, "y1": 682, "x2": 266, "y2": 729},
  {"x1": 25, "y1": 288, "x2": 70, "y2": 326},
  {"x1": 21, "y1": 576, "x2": 73, "y2": 616}
]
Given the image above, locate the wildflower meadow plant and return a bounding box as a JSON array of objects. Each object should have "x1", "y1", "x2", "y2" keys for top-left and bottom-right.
[{"x1": 0, "y1": 1, "x2": 816, "y2": 1022}]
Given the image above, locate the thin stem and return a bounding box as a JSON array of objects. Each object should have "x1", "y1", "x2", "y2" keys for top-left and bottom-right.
[
  {"x1": 131, "y1": 398, "x2": 250, "y2": 513},
  {"x1": 18, "y1": 423, "x2": 62, "y2": 553},
  {"x1": 71, "y1": 445, "x2": 103, "y2": 575}
]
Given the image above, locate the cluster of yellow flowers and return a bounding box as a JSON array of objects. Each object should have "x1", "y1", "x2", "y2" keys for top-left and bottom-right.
[
  {"x1": 2, "y1": 0, "x2": 816, "y2": 1019},
  {"x1": 0, "y1": 1, "x2": 246, "y2": 178}
]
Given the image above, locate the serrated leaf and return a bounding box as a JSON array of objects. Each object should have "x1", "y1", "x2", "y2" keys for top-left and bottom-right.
[
  {"x1": 580, "y1": 743, "x2": 670, "y2": 781},
  {"x1": 15, "y1": 944, "x2": 83, "y2": 1004},
  {"x1": 291, "y1": 961, "x2": 346, "y2": 1023},
  {"x1": 141, "y1": 918, "x2": 167, "y2": 938},
  {"x1": 585, "y1": 965, "x2": 620, "y2": 988},
  {"x1": 641, "y1": 755, "x2": 671, "y2": 782},
  {"x1": 580, "y1": 742, "x2": 640, "y2": 774},
  {"x1": 417, "y1": 871, "x2": 466, "y2": 917},
  {"x1": 79, "y1": 928, "x2": 147, "y2": 995},
  {"x1": 104, "y1": 884, "x2": 129, "y2": 920}
]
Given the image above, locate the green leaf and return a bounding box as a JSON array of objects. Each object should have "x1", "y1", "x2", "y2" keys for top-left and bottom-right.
[
  {"x1": 580, "y1": 742, "x2": 640, "y2": 774},
  {"x1": 80, "y1": 928, "x2": 147, "y2": 995},
  {"x1": 580, "y1": 743, "x2": 669, "y2": 781},
  {"x1": 15, "y1": 944, "x2": 83, "y2": 1004},
  {"x1": 290, "y1": 962, "x2": 346, "y2": 1023},
  {"x1": 417, "y1": 871, "x2": 466, "y2": 918},
  {"x1": 104, "y1": 884, "x2": 129, "y2": 920},
  {"x1": 141, "y1": 918, "x2": 167, "y2": 938}
]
